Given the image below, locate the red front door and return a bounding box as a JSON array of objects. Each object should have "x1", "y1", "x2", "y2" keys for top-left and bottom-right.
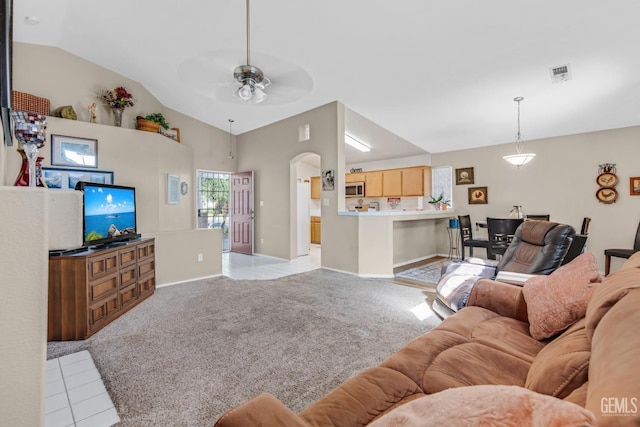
[{"x1": 230, "y1": 171, "x2": 254, "y2": 254}]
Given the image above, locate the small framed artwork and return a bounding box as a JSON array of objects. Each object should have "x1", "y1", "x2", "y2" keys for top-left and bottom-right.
[
  {"x1": 468, "y1": 186, "x2": 488, "y2": 204},
  {"x1": 167, "y1": 174, "x2": 180, "y2": 204},
  {"x1": 42, "y1": 167, "x2": 113, "y2": 190},
  {"x1": 631, "y1": 177, "x2": 640, "y2": 195},
  {"x1": 455, "y1": 167, "x2": 474, "y2": 185},
  {"x1": 322, "y1": 169, "x2": 335, "y2": 191},
  {"x1": 51, "y1": 134, "x2": 98, "y2": 168}
]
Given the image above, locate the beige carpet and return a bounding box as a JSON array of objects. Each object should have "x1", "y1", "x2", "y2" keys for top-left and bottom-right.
[{"x1": 47, "y1": 269, "x2": 441, "y2": 426}]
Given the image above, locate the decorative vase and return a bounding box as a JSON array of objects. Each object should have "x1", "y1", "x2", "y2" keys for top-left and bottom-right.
[
  {"x1": 14, "y1": 148, "x2": 44, "y2": 187},
  {"x1": 11, "y1": 111, "x2": 47, "y2": 187},
  {"x1": 113, "y1": 108, "x2": 123, "y2": 127}
]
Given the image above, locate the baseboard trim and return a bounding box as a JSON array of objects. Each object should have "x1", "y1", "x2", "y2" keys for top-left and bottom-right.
[{"x1": 157, "y1": 273, "x2": 223, "y2": 288}]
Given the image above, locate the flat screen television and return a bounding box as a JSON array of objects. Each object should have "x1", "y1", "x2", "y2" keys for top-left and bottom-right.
[{"x1": 75, "y1": 181, "x2": 141, "y2": 248}]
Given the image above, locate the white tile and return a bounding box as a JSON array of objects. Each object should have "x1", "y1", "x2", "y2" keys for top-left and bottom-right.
[
  {"x1": 59, "y1": 350, "x2": 92, "y2": 366},
  {"x1": 46, "y1": 366, "x2": 63, "y2": 383},
  {"x1": 71, "y1": 392, "x2": 115, "y2": 422},
  {"x1": 67, "y1": 379, "x2": 107, "y2": 404},
  {"x1": 46, "y1": 392, "x2": 70, "y2": 414},
  {"x1": 75, "y1": 407, "x2": 120, "y2": 427},
  {"x1": 60, "y1": 358, "x2": 96, "y2": 377},
  {"x1": 47, "y1": 358, "x2": 61, "y2": 372},
  {"x1": 45, "y1": 406, "x2": 74, "y2": 427},
  {"x1": 47, "y1": 378, "x2": 67, "y2": 397},
  {"x1": 64, "y1": 368, "x2": 101, "y2": 390}
]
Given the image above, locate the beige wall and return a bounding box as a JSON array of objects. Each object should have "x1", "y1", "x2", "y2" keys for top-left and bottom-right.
[
  {"x1": 4, "y1": 43, "x2": 233, "y2": 284},
  {"x1": 432, "y1": 125, "x2": 640, "y2": 272},
  {"x1": 0, "y1": 188, "x2": 50, "y2": 427}
]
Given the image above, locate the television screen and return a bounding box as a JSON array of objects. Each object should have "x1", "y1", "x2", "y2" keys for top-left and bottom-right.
[{"x1": 76, "y1": 181, "x2": 139, "y2": 247}]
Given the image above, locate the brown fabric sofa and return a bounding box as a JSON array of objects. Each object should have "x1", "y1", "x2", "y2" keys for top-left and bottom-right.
[{"x1": 215, "y1": 253, "x2": 640, "y2": 426}]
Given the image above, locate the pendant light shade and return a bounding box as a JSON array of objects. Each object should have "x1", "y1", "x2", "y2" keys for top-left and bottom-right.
[{"x1": 503, "y1": 97, "x2": 535, "y2": 167}]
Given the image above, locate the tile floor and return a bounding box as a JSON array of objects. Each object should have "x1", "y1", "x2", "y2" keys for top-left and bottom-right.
[
  {"x1": 45, "y1": 350, "x2": 119, "y2": 427},
  {"x1": 222, "y1": 244, "x2": 321, "y2": 280},
  {"x1": 45, "y1": 245, "x2": 322, "y2": 426}
]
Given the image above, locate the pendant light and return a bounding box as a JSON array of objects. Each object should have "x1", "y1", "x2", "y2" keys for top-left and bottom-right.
[
  {"x1": 227, "y1": 119, "x2": 235, "y2": 159},
  {"x1": 503, "y1": 96, "x2": 536, "y2": 167}
]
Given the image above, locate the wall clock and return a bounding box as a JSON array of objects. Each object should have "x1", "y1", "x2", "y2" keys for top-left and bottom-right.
[
  {"x1": 596, "y1": 187, "x2": 618, "y2": 204},
  {"x1": 596, "y1": 172, "x2": 618, "y2": 188}
]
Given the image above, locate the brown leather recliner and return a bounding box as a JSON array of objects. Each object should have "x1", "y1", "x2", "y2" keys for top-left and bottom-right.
[{"x1": 433, "y1": 220, "x2": 576, "y2": 318}]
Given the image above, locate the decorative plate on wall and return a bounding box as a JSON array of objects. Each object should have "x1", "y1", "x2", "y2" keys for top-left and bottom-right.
[
  {"x1": 596, "y1": 172, "x2": 618, "y2": 188},
  {"x1": 596, "y1": 187, "x2": 618, "y2": 204}
]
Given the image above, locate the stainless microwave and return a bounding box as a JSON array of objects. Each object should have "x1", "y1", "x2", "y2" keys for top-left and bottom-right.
[{"x1": 346, "y1": 182, "x2": 365, "y2": 198}]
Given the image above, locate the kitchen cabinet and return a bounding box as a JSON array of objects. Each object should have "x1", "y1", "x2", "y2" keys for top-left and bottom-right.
[
  {"x1": 311, "y1": 216, "x2": 321, "y2": 244},
  {"x1": 382, "y1": 170, "x2": 403, "y2": 196},
  {"x1": 365, "y1": 172, "x2": 383, "y2": 197},
  {"x1": 402, "y1": 168, "x2": 424, "y2": 196},
  {"x1": 310, "y1": 176, "x2": 321, "y2": 199},
  {"x1": 346, "y1": 172, "x2": 365, "y2": 183}
]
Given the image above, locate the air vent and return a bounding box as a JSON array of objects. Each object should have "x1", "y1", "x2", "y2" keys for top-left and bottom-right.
[{"x1": 550, "y1": 64, "x2": 572, "y2": 83}]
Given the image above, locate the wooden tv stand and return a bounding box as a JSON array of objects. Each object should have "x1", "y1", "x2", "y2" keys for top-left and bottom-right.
[{"x1": 48, "y1": 238, "x2": 155, "y2": 341}]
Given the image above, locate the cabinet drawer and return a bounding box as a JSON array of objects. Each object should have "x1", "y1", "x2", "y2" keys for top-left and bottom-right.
[
  {"x1": 119, "y1": 283, "x2": 138, "y2": 309},
  {"x1": 89, "y1": 293, "x2": 118, "y2": 332},
  {"x1": 119, "y1": 246, "x2": 137, "y2": 268},
  {"x1": 137, "y1": 242, "x2": 155, "y2": 261},
  {"x1": 138, "y1": 259, "x2": 155, "y2": 277},
  {"x1": 119, "y1": 266, "x2": 137, "y2": 289},
  {"x1": 89, "y1": 273, "x2": 118, "y2": 303},
  {"x1": 138, "y1": 274, "x2": 156, "y2": 297},
  {"x1": 88, "y1": 252, "x2": 119, "y2": 280}
]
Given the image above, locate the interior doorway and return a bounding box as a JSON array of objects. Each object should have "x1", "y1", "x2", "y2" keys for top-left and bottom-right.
[{"x1": 292, "y1": 153, "x2": 321, "y2": 263}]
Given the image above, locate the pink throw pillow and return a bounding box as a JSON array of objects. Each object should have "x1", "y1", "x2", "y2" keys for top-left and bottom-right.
[
  {"x1": 522, "y1": 252, "x2": 601, "y2": 340},
  {"x1": 369, "y1": 385, "x2": 596, "y2": 427}
]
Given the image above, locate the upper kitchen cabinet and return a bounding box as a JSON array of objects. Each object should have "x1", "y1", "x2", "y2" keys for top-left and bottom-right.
[
  {"x1": 382, "y1": 169, "x2": 403, "y2": 196},
  {"x1": 310, "y1": 176, "x2": 321, "y2": 199},
  {"x1": 364, "y1": 172, "x2": 383, "y2": 197},
  {"x1": 401, "y1": 167, "x2": 424, "y2": 196},
  {"x1": 346, "y1": 172, "x2": 365, "y2": 183}
]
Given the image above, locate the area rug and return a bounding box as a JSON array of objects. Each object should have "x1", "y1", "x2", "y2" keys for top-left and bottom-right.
[
  {"x1": 47, "y1": 269, "x2": 441, "y2": 427},
  {"x1": 396, "y1": 260, "x2": 449, "y2": 284}
]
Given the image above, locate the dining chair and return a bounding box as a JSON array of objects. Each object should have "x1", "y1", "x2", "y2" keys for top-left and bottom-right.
[
  {"x1": 486, "y1": 217, "x2": 525, "y2": 259},
  {"x1": 604, "y1": 220, "x2": 640, "y2": 275},
  {"x1": 458, "y1": 214, "x2": 492, "y2": 260},
  {"x1": 562, "y1": 217, "x2": 591, "y2": 265}
]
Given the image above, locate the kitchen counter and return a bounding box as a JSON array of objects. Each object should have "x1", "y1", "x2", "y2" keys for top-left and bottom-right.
[{"x1": 339, "y1": 209, "x2": 455, "y2": 277}]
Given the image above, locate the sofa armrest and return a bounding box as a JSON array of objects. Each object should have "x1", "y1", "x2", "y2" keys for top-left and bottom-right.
[
  {"x1": 214, "y1": 393, "x2": 309, "y2": 427},
  {"x1": 467, "y1": 279, "x2": 529, "y2": 322}
]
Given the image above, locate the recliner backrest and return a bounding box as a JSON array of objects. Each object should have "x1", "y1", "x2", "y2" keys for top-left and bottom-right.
[{"x1": 497, "y1": 220, "x2": 576, "y2": 275}]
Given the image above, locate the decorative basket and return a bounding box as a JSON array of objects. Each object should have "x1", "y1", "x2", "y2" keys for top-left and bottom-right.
[
  {"x1": 135, "y1": 117, "x2": 161, "y2": 133},
  {"x1": 12, "y1": 91, "x2": 50, "y2": 115}
]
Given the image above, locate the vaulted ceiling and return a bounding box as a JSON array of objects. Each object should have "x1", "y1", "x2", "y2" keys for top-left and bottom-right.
[{"x1": 13, "y1": 1, "x2": 640, "y2": 161}]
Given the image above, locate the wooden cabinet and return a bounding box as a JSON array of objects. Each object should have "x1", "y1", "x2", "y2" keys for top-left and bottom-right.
[
  {"x1": 48, "y1": 238, "x2": 156, "y2": 341},
  {"x1": 346, "y1": 172, "x2": 365, "y2": 183},
  {"x1": 310, "y1": 216, "x2": 321, "y2": 244},
  {"x1": 382, "y1": 170, "x2": 403, "y2": 196},
  {"x1": 365, "y1": 172, "x2": 383, "y2": 197},
  {"x1": 401, "y1": 167, "x2": 424, "y2": 196},
  {"x1": 310, "y1": 176, "x2": 321, "y2": 199}
]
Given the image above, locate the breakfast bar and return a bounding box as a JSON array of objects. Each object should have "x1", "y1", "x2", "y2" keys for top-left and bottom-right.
[{"x1": 338, "y1": 209, "x2": 454, "y2": 277}]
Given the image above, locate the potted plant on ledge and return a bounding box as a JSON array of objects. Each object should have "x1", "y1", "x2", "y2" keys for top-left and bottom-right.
[
  {"x1": 136, "y1": 113, "x2": 170, "y2": 133},
  {"x1": 428, "y1": 192, "x2": 450, "y2": 210}
]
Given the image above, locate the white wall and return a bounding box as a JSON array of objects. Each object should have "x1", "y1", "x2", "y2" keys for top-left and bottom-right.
[{"x1": 432, "y1": 125, "x2": 640, "y2": 272}]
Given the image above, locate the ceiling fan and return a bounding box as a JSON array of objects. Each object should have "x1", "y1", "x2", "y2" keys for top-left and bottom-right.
[{"x1": 233, "y1": 0, "x2": 270, "y2": 104}]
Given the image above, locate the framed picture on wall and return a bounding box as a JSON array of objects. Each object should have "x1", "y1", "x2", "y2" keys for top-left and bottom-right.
[
  {"x1": 51, "y1": 134, "x2": 98, "y2": 168},
  {"x1": 455, "y1": 167, "x2": 474, "y2": 185},
  {"x1": 630, "y1": 177, "x2": 640, "y2": 195},
  {"x1": 41, "y1": 167, "x2": 113, "y2": 190},
  {"x1": 468, "y1": 186, "x2": 488, "y2": 204}
]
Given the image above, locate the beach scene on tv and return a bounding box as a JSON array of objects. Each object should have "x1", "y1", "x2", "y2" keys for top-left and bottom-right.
[{"x1": 84, "y1": 186, "x2": 137, "y2": 243}]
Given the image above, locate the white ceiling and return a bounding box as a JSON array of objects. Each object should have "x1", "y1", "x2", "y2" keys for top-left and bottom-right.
[{"x1": 12, "y1": 1, "x2": 640, "y2": 161}]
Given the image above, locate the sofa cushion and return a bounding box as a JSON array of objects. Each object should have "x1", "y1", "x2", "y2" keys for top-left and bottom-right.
[
  {"x1": 525, "y1": 318, "x2": 590, "y2": 399},
  {"x1": 368, "y1": 385, "x2": 596, "y2": 427},
  {"x1": 522, "y1": 252, "x2": 601, "y2": 340}
]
